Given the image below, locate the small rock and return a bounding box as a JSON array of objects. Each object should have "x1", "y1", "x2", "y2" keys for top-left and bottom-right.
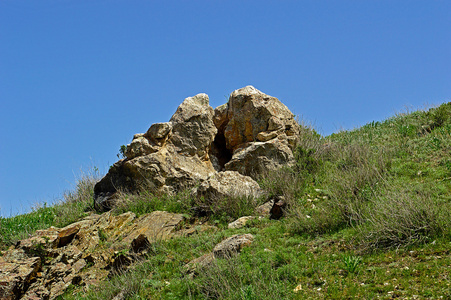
[
  {"x1": 293, "y1": 284, "x2": 302, "y2": 293},
  {"x1": 255, "y1": 200, "x2": 274, "y2": 217},
  {"x1": 213, "y1": 234, "x2": 254, "y2": 259},
  {"x1": 228, "y1": 216, "x2": 256, "y2": 229},
  {"x1": 270, "y1": 198, "x2": 287, "y2": 220},
  {"x1": 184, "y1": 252, "x2": 215, "y2": 277}
]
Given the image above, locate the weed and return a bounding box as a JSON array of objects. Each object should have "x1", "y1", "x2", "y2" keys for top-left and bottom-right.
[
  {"x1": 118, "y1": 145, "x2": 127, "y2": 159},
  {"x1": 342, "y1": 254, "x2": 362, "y2": 274}
]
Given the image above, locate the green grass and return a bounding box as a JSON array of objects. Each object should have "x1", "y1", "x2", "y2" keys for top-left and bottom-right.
[{"x1": 2, "y1": 102, "x2": 451, "y2": 299}]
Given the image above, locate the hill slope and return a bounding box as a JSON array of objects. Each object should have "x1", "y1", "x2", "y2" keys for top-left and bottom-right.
[{"x1": 1, "y1": 102, "x2": 450, "y2": 299}]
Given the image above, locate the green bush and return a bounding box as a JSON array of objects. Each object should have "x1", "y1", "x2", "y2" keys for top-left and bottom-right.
[{"x1": 359, "y1": 186, "x2": 451, "y2": 250}]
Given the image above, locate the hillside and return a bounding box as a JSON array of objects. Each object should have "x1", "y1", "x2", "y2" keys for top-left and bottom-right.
[{"x1": 1, "y1": 101, "x2": 451, "y2": 299}]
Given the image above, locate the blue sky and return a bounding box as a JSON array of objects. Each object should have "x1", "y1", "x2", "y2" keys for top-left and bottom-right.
[{"x1": 1, "y1": 1, "x2": 450, "y2": 216}]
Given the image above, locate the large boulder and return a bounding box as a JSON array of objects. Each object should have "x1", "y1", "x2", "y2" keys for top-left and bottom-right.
[
  {"x1": 94, "y1": 86, "x2": 300, "y2": 210},
  {"x1": 169, "y1": 93, "x2": 217, "y2": 158},
  {"x1": 224, "y1": 139, "x2": 294, "y2": 179},
  {"x1": 192, "y1": 171, "x2": 264, "y2": 201},
  {"x1": 212, "y1": 86, "x2": 299, "y2": 179},
  {"x1": 223, "y1": 86, "x2": 299, "y2": 152},
  {"x1": 94, "y1": 94, "x2": 218, "y2": 211}
]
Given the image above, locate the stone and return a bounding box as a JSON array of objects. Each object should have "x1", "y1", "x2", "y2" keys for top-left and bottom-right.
[
  {"x1": 169, "y1": 93, "x2": 217, "y2": 158},
  {"x1": 213, "y1": 234, "x2": 254, "y2": 258},
  {"x1": 0, "y1": 210, "x2": 194, "y2": 299},
  {"x1": 58, "y1": 223, "x2": 82, "y2": 247},
  {"x1": 256, "y1": 131, "x2": 278, "y2": 142},
  {"x1": 255, "y1": 200, "x2": 274, "y2": 217},
  {"x1": 146, "y1": 122, "x2": 172, "y2": 140},
  {"x1": 185, "y1": 233, "x2": 254, "y2": 277},
  {"x1": 228, "y1": 216, "x2": 257, "y2": 229},
  {"x1": 16, "y1": 227, "x2": 60, "y2": 254},
  {"x1": 255, "y1": 197, "x2": 287, "y2": 219},
  {"x1": 124, "y1": 135, "x2": 158, "y2": 159},
  {"x1": 192, "y1": 171, "x2": 264, "y2": 201},
  {"x1": 0, "y1": 256, "x2": 41, "y2": 300},
  {"x1": 121, "y1": 211, "x2": 185, "y2": 246},
  {"x1": 223, "y1": 86, "x2": 299, "y2": 152},
  {"x1": 184, "y1": 252, "x2": 215, "y2": 277},
  {"x1": 224, "y1": 139, "x2": 294, "y2": 180}
]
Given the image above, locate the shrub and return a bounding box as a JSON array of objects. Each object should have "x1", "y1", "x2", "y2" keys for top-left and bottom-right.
[
  {"x1": 359, "y1": 186, "x2": 451, "y2": 250},
  {"x1": 193, "y1": 252, "x2": 293, "y2": 299}
]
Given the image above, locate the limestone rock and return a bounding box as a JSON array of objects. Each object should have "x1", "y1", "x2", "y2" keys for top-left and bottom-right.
[
  {"x1": 223, "y1": 86, "x2": 299, "y2": 152},
  {"x1": 146, "y1": 122, "x2": 172, "y2": 141},
  {"x1": 255, "y1": 200, "x2": 275, "y2": 217},
  {"x1": 121, "y1": 211, "x2": 185, "y2": 247},
  {"x1": 184, "y1": 252, "x2": 215, "y2": 277},
  {"x1": 94, "y1": 86, "x2": 300, "y2": 210},
  {"x1": 224, "y1": 139, "x2": 294, "y2": 179},
  {"x1": 192, "y1": 171, "x2": 264, "y2": 201},
  {"x1": 124, "y1": 134, "x2": 159, "y2": 160},
  {"x1": 255, "y1": 196, "x2": 287, "y2": 219},
  {"x1": 169, "y1": 93, "x2": 217, "y2": 158}
]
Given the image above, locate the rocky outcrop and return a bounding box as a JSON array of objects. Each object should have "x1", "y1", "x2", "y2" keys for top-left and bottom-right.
[
  {"x1": 94, "y1": 86, "x2": 300, "y2": 210},
  {"x1": 0, "y1": 211, "x2": 208, "y2": 300}
]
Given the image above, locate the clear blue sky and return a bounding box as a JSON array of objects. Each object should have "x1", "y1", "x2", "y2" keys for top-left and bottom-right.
[{"x1": 1, "y1": 1, "x2": 450, "y2": 217}]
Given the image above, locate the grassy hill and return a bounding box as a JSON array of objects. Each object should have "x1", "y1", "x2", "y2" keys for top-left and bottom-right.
[{"x1": 1, "y1": 102, "x2": 451, "y2": 299}]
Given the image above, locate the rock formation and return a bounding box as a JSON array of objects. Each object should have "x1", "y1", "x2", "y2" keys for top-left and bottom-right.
[
  {"x1": 94, "y1": 86, "x2": 300, "y2": 210},
  {"x1": 0, "y1": 211, "x2": 213, "y2": 300},
  {"x1": 0, "y1": 212, "x2": 259, "y2": 300},
  {"x1": 0, "y1": 86, "x2": 301, "y2": 299}
]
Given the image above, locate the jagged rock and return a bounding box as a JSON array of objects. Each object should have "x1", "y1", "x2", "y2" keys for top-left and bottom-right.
[
  {"x1": 16, "y1": 227, "x2": 59, "y2": 254},
  {"x1": 255, "y1": 200, "x2": 274, "y2": 217},
  {"x1": 0, "y1": 211, "x2": 190, "y2": 299},
  {"x1": 146, "y1": 122, "x2": 172, "y2": 142},
  {"x1": 184, "y1": 252, "x2": 215, "y2": 277},
  {"x1": 0, "y1": 256, "x2": 41, "y2": 300},
  {"x1": 94, "y1": 86, "x2": 300, "y2": 210},
  {"x1": 124, "y1": 134, "x2": 159, "y2": 160},
  {"x1": 121, "y1": 211, "x2": 185, "y2": 247}
]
